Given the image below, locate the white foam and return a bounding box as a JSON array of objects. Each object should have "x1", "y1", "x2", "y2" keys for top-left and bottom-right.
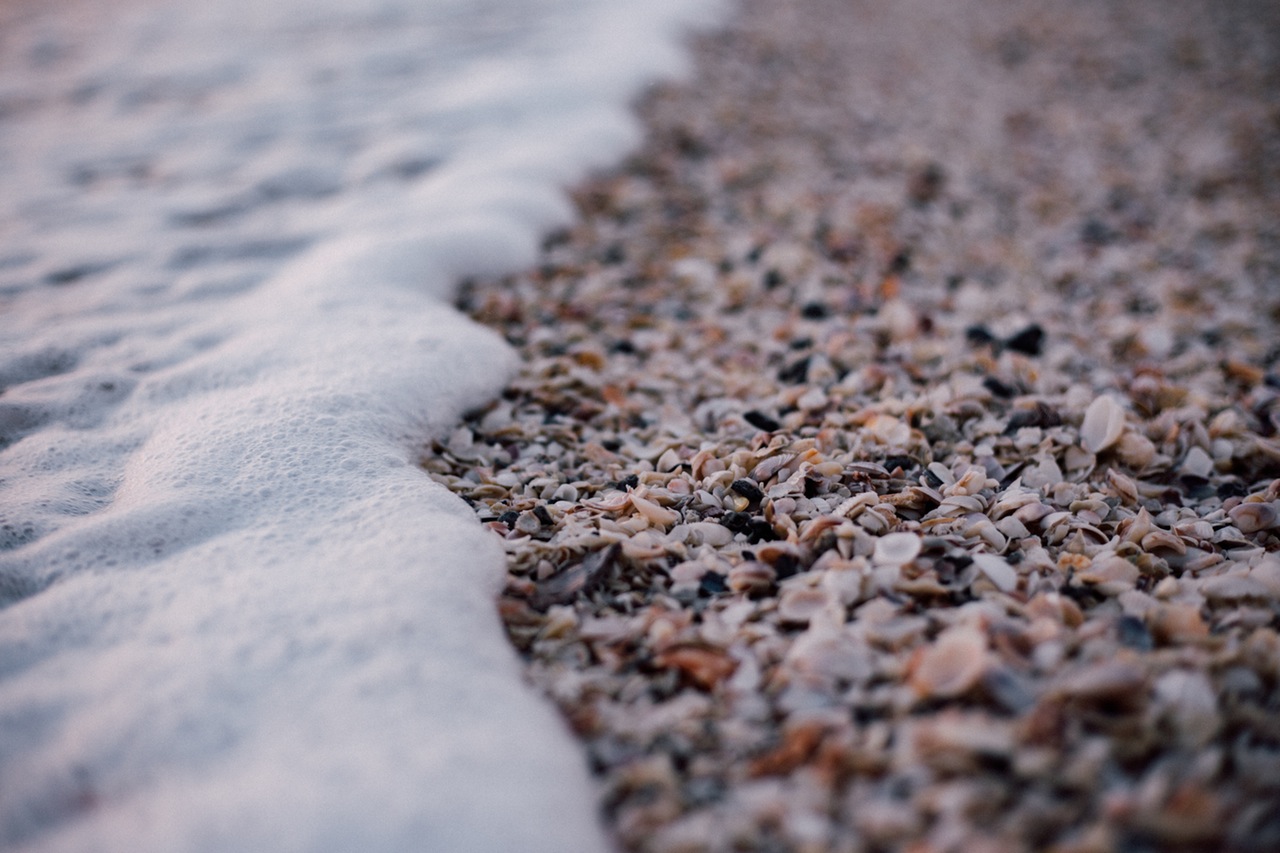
[{"x1": 0, "y1": 0, "x2": 725, "y2": 849}]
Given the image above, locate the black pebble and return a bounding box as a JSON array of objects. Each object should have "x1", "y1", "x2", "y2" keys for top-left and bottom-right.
[
  {"x1": 730, "y1": 478, "x2": 765, "y2": 505},
  {"x1": 1004, "y1": 402, "x2": 1062, "y2": 434},
  {"x1": 889, "y1": 249, "x2": 912, "y2": 275},
  {"x1": 720, "y1": 511, "x2": 754, "y2": 535},
  {"x1": 983, "y1": 376, "x2": 1017, "y2": 398},
  {"x1": 499, "y1": 510, "x2": 520, "y2": 529},
  {"x1": 606, "y1": 474, "x2": 639, "y2": 491},
  {"x1": 1217, "y1": 480, "x2": 1248, "y2": 500},
  {"x1": 800, "y1": 301, "x2": 829, "y2": 320},
  {"x1": 883, "y1": 454, "x2": 916, "y2": 473},
  {"x1": 778, "y1": 356, "x2": 810, "y2": 384},
  {"x1": 533, "y1": 505, "x2": 554, "y2": 526},
  {"x1": 1117, "y1": 615, "x2": 1154, "y2": 651},
  {"x1": 749, "y1": 519, "x2": 778, "y2": 543},
  {"x1": 698, "y1": 572, "x2": 728, "y2": 596},
  {"x1": 772, "y1": 553, "x2": 801, "y2": 579},
  {"x1": 965, "y1": 324, "x2": 998, "y2": 347},
  {"x1": 1004, "y1": 323, "x2": 1046, "y2": 356},
  {"x1": 1081, "y1": 218, "x2": 1116, "y2": 247},
  {"x1": 743, "y1": 410, "x2": 781, "y2": 432}
]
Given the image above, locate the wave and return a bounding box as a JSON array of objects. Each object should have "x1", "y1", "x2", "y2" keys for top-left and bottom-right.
[{"x1": 0, "y1": 0, "x2": 724, "y2": 848}]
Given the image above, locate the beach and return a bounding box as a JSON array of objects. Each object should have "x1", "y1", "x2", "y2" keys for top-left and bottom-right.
[{"x1": 425, "y1": 0, "x2": 1280, "y2": 849}]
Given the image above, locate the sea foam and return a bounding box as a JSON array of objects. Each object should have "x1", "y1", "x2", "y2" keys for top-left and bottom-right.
[{"x1": 0, "y1": 0, "x2": 723, "y2": 849}]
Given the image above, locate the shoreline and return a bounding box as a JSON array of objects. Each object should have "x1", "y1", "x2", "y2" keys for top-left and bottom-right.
[{"x1": 426, "y1": 0, "x2": 1280, "y2": 849}]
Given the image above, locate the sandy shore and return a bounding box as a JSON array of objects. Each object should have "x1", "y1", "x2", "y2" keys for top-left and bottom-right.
[{"x1": 425, "y1": 0, "x2": 1280, "y2": 849}]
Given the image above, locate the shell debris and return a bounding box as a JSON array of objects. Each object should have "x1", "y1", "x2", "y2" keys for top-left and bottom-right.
[{"x1": 421, "y1": 0, "x2": 1280, "y2": 848}]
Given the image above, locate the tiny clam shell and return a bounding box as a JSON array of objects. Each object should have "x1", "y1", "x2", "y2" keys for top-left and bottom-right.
[
  {"x1": 873, "y1": 531, "x2": 922, "y2": 566},
  {"x1": 1080, "y1": 394, "x2": 1127, "y2": 453},
  {"x1": 908, "y1": 626, "x2": 989, "y2": 698}
]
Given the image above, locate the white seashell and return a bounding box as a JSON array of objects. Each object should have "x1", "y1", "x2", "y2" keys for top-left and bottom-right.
[
  {"x1": 683, "y1": 521, "x2": 735, "y2": 547},
  {"x1": 1012, "y1": 501, "x2": 1054, "y2": 525},
  {"x1": 858, "y1": 510, "x2": 891, "y2": 535},
  {"x1": 1080, "y1": 395, "x2": 1127, "y2": 453},
  {"x1": 994, "y1": 516, "x2": 1030, "y2": 541},
  {"x1": 1023, "y1": 454, "x2": 1064, "y2": 489},
  {"x1": 1141, "y1": 528, "x2": 1187, "y2": 555},
  {"x1": 1229, "y1": 501, "x2": 1279, "y2": 534},
  {"x1": 630, "y1": 489, "x2": 680, "y2": 528},
  {"x1": 948, "y1": 467, "x2": 990, "y2": 497},
  {"x1": 655, "y1": 447, "x2": 683, "y2": 473},
  {"x1": 552, "y1": 483, "x2": 580, "y2": 503},
  {"x1": 966, "y1": 519, "x2": 1008, "y2": 552},
  {"x1": 872, "y1": 531, "x2": 922, "y2": 566},
  {"x1": 1249, "y1": 559, "x2": 1280, "y2": 597},
  {"x1": 971, "y1": 553, "x2": 1018, "y2": 592},
  {"x1": 927, "y1": 462, "x2": 955, "y2": 486},
  {"x1": 1181, "y1": 446, "x2": 1215, "y2": 479},
  {"x1": 933, "y1": 494, "x2": 987, "y2": 515},
  {"x1": 1105, "y1": 468, "x2": 1139, "y2": 504},
  {"x1": 797, "y1": 387, "x2": 828, "y2": 411}
]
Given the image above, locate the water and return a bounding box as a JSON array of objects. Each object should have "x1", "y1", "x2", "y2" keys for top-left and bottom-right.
[{"x1": 0, "y1": 0, "x2": 722, "y2": 848}]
